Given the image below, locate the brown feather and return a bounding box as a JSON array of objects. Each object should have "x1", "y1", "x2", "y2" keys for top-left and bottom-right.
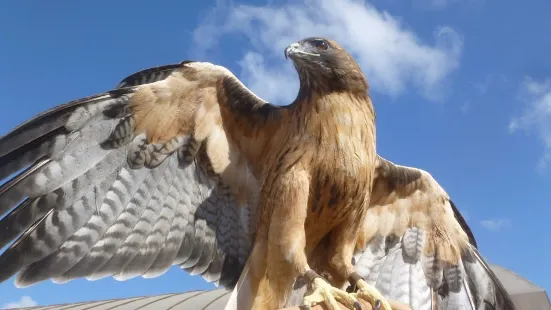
[
  {"x1": 126, "y1": 62, "x2": 284, "y2": 213},
  {"x1": 358, "y1": 157, "x2": 470, "y2": 266},
  {"x1": 0, "y1": 36, "x2": 491, "y2": 310},
  {"x1": 242, "y1": 37, "x2": 379, "y2": 309}
]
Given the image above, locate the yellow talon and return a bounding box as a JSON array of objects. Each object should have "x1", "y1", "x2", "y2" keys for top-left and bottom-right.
[
  {"x1": 350, "y1": 279, "x2": 392, "y2": 310},
  {"x1": 303, "y1": 277, "x2": 362, "y2": 310}
]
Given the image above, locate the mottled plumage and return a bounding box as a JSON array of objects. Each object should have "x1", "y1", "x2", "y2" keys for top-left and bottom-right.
[
  {"x1": 0, "y1": 37, "x2": 514, "y2": 310},
  {"x1": 0, "y1": 61, "x2": 272, "y2": 291},
  {"x1": 283, "y1": 156, "x2": 515, "y2": 310}
]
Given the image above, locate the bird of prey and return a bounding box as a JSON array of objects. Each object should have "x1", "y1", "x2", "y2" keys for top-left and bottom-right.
[{"x1": 0, "y1": 37, "x2": 514, "y2": 310}]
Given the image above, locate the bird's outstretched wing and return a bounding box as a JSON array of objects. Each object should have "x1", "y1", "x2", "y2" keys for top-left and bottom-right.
[
  {"x1": 351, "y1": 156, "x2": 515, "y2": 309},
  {"x1": 0, "y1": 61, "x2": 278, "y2": 289},
  {"x1": 286, "y1": 156, "x2": 516, "y2": 310}
]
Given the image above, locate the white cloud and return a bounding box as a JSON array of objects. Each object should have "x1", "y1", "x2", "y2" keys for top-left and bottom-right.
[
  {"x1": 2, "y1": 296, "x2": 38, "y2": 309},
  {"x1": 509, "y1": 77, "x2": 551, "y2": 169},
  {"x1": 480, "y1": 218, "x2": 511, "y2": 231},
  {"x1": 193, "y1": 0, "x2": 463, "y2": 104}
]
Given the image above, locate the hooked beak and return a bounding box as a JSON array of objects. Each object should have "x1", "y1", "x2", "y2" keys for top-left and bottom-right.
[
  {"x1": 284, "y1": 42, "x2": 320, "y2": 60},
  {"x1": 284, "y1": 43, "x2": 300, "y2": 59}
]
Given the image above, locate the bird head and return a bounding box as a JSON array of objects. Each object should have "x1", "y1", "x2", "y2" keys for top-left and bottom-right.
[{"x1": 284, "y1": 37, "x2": 368, "y2": 94}]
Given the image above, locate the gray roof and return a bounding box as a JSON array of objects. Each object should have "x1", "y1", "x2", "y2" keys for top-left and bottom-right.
[
  {"x1": 489, "y1": 264, "x2": 546, "y2": 295},
  {"x1": 489, "y1": 264, "x2": 551, "y2": 310},
  {"x1": 15, "y1": 289, "x2": 232, "y2": 310},
  {"x1": 12, "y1": 264, "x2": 551, "y2": 310}
]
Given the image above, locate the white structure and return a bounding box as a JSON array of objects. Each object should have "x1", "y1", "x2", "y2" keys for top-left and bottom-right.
[{"x1": 12, "y1": 264, "x2": 551, "y2": 310}]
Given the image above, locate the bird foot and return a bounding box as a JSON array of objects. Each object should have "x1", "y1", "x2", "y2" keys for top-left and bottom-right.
[
  {"x1": 348, "y1": 273, "x2": 392, "y2": 310},
  {"x1": 302, "y1": 271, "x2": 362, "y2": 310}
]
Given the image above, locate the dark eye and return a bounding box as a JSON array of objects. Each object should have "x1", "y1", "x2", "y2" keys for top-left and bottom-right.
[{"x1": 312, "y1": 39, "x2": 329, "y2": 51}]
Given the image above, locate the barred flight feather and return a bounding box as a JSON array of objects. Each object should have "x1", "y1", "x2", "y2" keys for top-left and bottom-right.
[
  {"x1": 282, "y1": 157, "x2": 516, "y2": 310},
  {"x1": 0, "y1": 60, "x2": 272, "y2": 292},
  {"x1": 0, "y1": 56, "x2": 516, "y2": 310}
]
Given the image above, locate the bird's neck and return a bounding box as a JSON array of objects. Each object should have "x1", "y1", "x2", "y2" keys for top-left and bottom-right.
[
  {"x1": 294, "y1": 70, "x2": 369, "y2": 100},
  {"x1": 291, "y1": 92, "x2": 377, "y2": 179},
  {"x1": 297, "y1": 91, "x2": 375, "y2": 121},
  {"x1": 291, "y1": 91, "x2": 376, "y2": 147}
]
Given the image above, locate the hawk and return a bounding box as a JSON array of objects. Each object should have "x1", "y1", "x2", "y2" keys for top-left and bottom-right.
[{"x1": 0, "y1": 37, "x2": 514, "y2": 310}]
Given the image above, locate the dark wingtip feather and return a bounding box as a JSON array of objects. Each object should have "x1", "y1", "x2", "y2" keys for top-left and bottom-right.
[
  {"x1": 0, "y1": 105, "x2": 73, "y2": 159},
  {"x1": 116, "y1": 62, "x2": 186, "y2": 88},
  {"x1": 0, "y1": 199, "x2": 35, "y2": 250},
  {"x1": 0, "y1": 60, "x2": 255, "y2": 293},
  {"x1": 470, "y1": 247, "x2": 517, "y2": 310},
  {"x1": 0, "y1": 206, "x2": 55, "y2": 280},
  {"x1": 450, "y1": 199, "x2": 478, "y2": 249},
  {"x1": 0, "y1": 93, "x2": 112, "y2": 156},
  {"x1": 0, "y1": 129, "x2": 64, "y2": 181},
  {"x1": 0, "y1": 158, "x2": 50, "y2": 218},
  {"x1": 0, "y1": 253, "x2": 21, "y2": 284},
  {"x1": 0, "y1": 61, "x2": 184, "y2": 181}
]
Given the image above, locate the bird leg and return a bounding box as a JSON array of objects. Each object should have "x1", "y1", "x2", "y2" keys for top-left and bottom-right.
[
  {"x1": 321, "y1": 214, "x2": 395, "y2": 310},
  {"x1": 302, "y1": 269, "x2": 362, "y2": 310},
  {"x1": 348, "y1": 272, "x2": 392, "y2": 310}
]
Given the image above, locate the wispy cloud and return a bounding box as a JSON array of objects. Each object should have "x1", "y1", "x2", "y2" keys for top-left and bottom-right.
[
  {"x1": 509, "y1": 76, "x2": 551, "y2": 170},
  {"x1": 462, "y1": 73, "x2": 509, "y2": 114},
  {"x1": 194, "y1": 0, "x2": 463, "y2": 104},
  {"x1": 460, "y1": 100, "x2": 471, "y2": 114},
  {"x1": 2, "y1": 296, "x2": 38, "y2": 309},
  {"x1": 480, "y1": 218, "x2": 511, "y2": 231},
  {"x1": 413, "y1": 0, "x2": 486, "y2": 10},
  {"x1": 470, "y1": 73, "x2": 494, "y2": 95}
]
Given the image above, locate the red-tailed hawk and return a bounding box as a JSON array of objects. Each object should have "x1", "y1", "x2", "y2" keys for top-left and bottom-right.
[{"x1": 0, "y1": 37, "x2": 514, "y2": 310}]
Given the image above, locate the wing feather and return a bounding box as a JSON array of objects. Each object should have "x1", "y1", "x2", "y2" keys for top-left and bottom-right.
[
  {"x1": 56, "y1": 156, "x2": 171, "y2": 282},
  {"x1": 283, "y1": 156, "x2": 516, "y2": 310},
  {"x1": 348, "y1": 156, "x2": 516, "y2": 309},
  {"x1": 0, "y1": 60, "x2": 275, "y2": 290}
]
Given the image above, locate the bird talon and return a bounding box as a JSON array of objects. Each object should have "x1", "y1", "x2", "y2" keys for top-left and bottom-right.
[
  {"x1": 350, "y1": 279, "x2": 392, "y2": 310},
  {"x1": 302, "y1": 277, "x2": 362, "y2": 310}
]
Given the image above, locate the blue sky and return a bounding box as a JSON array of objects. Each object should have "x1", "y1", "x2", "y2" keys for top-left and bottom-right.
[{"x1": 1, "y1": 0, "x2": 551, "y2": 307}]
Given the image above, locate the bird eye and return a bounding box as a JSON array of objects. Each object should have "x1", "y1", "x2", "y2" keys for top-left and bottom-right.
[{"x1": 312, "y1": 39, "x2": 329, "y2": 51}]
